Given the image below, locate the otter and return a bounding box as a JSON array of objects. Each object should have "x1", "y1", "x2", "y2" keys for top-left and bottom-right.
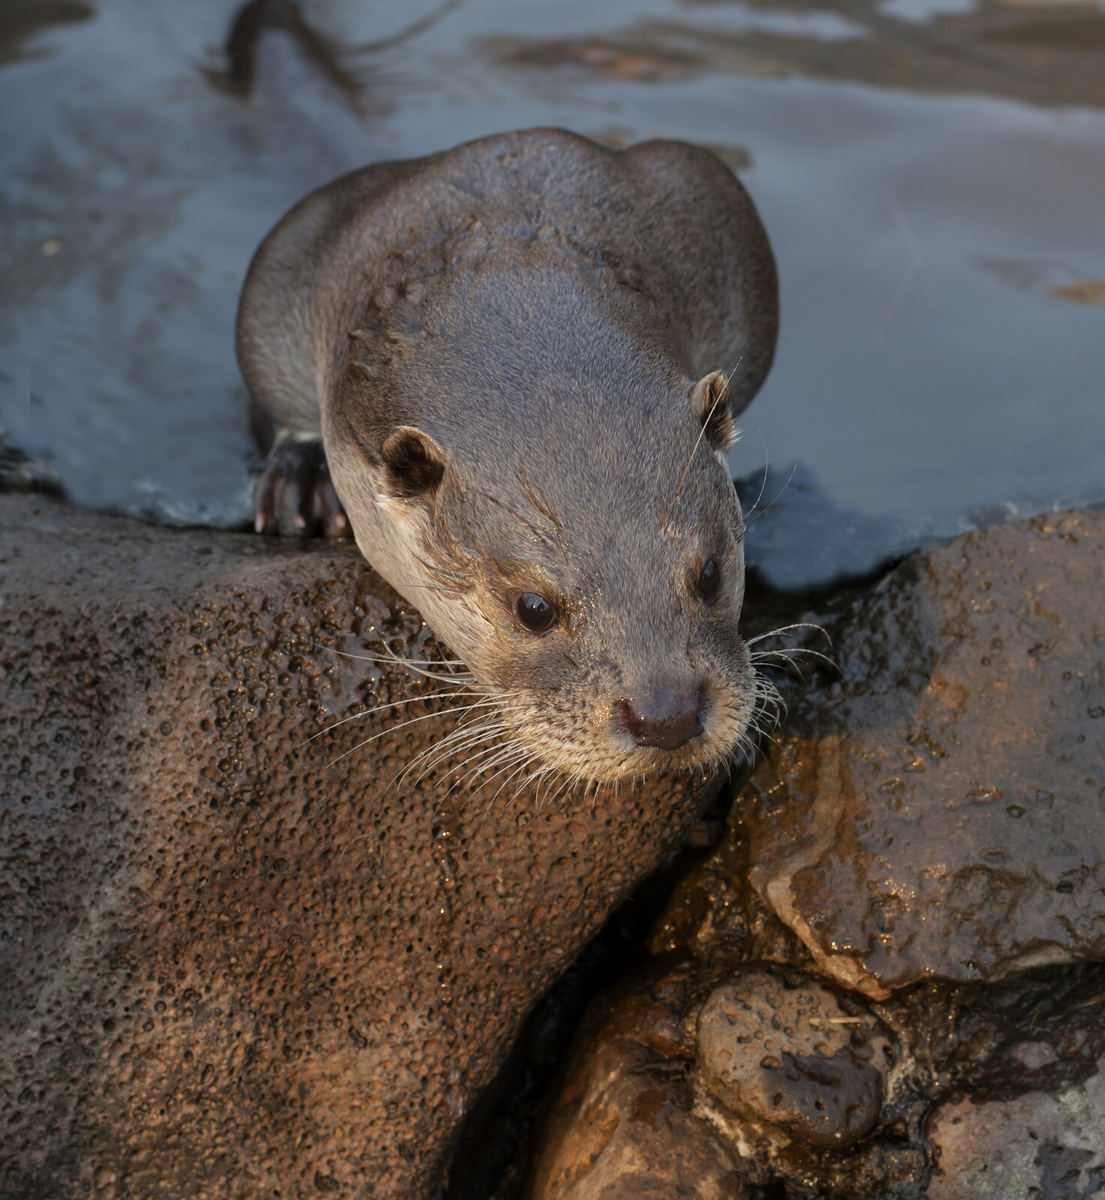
[{"x1": 237, "y1": 128, "x2": 778, "y2": 784}]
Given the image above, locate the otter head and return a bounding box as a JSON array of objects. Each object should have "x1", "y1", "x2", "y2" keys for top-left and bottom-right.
[
  {"x1": 327, "y1": 348, "x2": 762, "y2": 785},
  {"x1": 323, "y1": 252, "x2": 766, "y2": 785}
]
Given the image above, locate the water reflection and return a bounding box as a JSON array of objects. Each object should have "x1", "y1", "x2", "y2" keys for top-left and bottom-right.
[{"x1": 0, "y1": 0, "x2": 1101, "y2": 587}]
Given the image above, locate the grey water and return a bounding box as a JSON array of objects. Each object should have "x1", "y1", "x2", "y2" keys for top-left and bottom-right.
[{"x1": 1, "y1": 0, "x2": 1102, "y2": 590}]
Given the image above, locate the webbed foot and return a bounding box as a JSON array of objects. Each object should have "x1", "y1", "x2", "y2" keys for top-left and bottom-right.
[{"x1": 253, "y1": 436, "x2": 349, "y2": 538}]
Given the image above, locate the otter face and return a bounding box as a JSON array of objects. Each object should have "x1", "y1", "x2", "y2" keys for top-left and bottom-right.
[
  {"x1": 325, "y1": 363, "x2": 769, "y2": 786},
  {"x1": 459, "y1": 498, "x2": 760, "y2": 784}
]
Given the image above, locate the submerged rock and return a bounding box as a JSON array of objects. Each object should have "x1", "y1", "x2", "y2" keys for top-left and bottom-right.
[{"x1": 0, "y1": 495, "x2": 713, "y2": 1200}]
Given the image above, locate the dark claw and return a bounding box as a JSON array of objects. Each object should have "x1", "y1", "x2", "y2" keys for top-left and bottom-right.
[{"x1": 252, "y1": 436, "x2": 350, "y2": 539}]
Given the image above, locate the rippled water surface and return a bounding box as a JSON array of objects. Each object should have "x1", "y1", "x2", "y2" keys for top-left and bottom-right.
[{"x1": 2, "y1": 0, "x2": 1102, "y2": 587}]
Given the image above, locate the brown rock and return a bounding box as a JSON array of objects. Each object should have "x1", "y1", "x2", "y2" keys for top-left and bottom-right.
[
  {"x1": 526, "y1": 509, "x2": 1105, "y2": 1200},
  {"x1": 0, "y1": 495, "x2": 712, "y2": 1200},
  {"x1": 745, "y1": 509, "x2": 1105, "y2": 998},
  {"x1": 526, "y1": 959, "x2": 920, "y2": 1200},
  {"x1": 527, "y1": 1039, "x2": 744, "y2": 1200},
  {"x1": 696, "y1": 968, "x2": 892, "y2": 1150},
  {"x1": 526, "y1": 967, "x2": 745, "y2": 1200}
]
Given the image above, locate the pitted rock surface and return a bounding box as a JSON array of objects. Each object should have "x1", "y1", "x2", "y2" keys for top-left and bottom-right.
[
  {"x1": 0, "y1": 495, "x2": 712, "y2": 1200},
  {"x1": 743, "y1": 509, "x2": 1105, "y2": 998},
  {"x1": 696, "y1": 968, "x2": 892, "y2": 1149},
  {"x1": 926, "y1": 1057, "x2": 1105, "y2": 1200}
]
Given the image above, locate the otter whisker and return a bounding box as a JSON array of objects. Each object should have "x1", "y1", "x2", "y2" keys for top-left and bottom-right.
[
  {"x1": 324, "y1": 701, "x2": 506, "y2": 770},
  {"x1": 472, "y1": 752, "x2": 544, "y2": 830},
  {"x1": 557, "y1": 767, "x2": 589, "y2": 814},
  {"x1": 321, "y1": 638, "x2": 476, "y2": 677},
  {"x1": 482, "y1": 754, "x2": 543, "y2": 821},
  {"x1": 320, "y1": 649, "x2": 478, "y2": 687},
  {"x1": 398, "y1": 689, "x2": 525, "y2": 778},
  {"x1": 314, "y1": 638, "x2": 471, "y2": 671},
  {"x1": 445, "y1": 741, "x2": 532, "y2": 803},
  {"x1": 496, "y1": 753, "x2": 551, "y2": 808},
  {"x1": 503, "y1": 753, "x2": 547, "y2": 811},
  {"x1": 493, "y1": 756, "x2": 563, "y2": 825},
  {"x1": 746, "y1": 622, "x2": 832, "y2": 647},
  {"x1": 751, "y1": 647, "x2": 839, "y2": 677},
  {"x1": 744, "y1": 427, "x2": 772, "y2": 517},
  {"x1": 527, "y1": 763, "x2": 561, "y2": 811},
  {"x1": 405, "y1": 700, "x2": 525, "y2": 763},
  {"x1": 399, "y1": 713, "x2": 529, "y2": 787},
  {"x1": 407, "y1": 721, "x2": 516, "y2": 780},
  {"x1": 547, "y1": 768, "x2": 583, "y2": 816},
  {"x1": 299, "y1": 688, "x2": 489, "y2": 746},
  {"x1": 462, "y1": 734, "x2": 533, "y2": 784},
  {"x1": 534, "y1": 760, "x2": 569, "y2": 810},
  {"x1": 428, "y1": 740, "x2": 522, "y2": 818},
  {"x1": 744, "y1": 459, "x2": 798, "y2": 525},
  {"x1": 462, "y1": 757, "x2": 534, "y2": 815},
  {"x1": 402, "y1": 731, "x2": 509, "y2": 788}
]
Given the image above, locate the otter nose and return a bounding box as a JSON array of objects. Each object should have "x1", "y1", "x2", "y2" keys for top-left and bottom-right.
[{"x1": 614, "y1": 686, "x2": 707, "y2": 752}]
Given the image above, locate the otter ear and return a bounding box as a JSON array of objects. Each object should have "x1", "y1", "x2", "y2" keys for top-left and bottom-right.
[
  {"x1": 379, "y1": 426, "x2": 445, "y2": 501},
  {"x1": 691, "y1": 371, "x2": 736, "y2": 456}
]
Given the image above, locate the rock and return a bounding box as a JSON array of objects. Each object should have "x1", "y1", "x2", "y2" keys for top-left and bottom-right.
[
  {"x1": 526, "y1": 509, "x2": 1105, "y2": 1200},
  {"x1": 529, "y1": 955, "x2": 1105, "y2": 1198},
  {"x1": 527, "y1": 961, "x2": 922, "y2": 1200},
  {"x1": 926, "y1": 1059, "x2": 1105, "y2": 1200},
  {"x1": 745, "y1": 509, "x2": 1105, "y2": 998},
  {"x1": 696, "y1": 969, "x2": 893, "y2": 1150},
  {"x1": 527, "y1": 1038, "x2": 744, "y2": 1200},
  {"x1": 526, "y1": 966, "x2": 746, "y2": 1200},
  {"x1": 0, "y1": 495, "x2": 713, "y2": 1200}
]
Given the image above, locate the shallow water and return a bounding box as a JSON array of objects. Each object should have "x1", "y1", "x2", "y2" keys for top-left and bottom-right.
[{"x1": 1, "y1": 0, "x2": 1102, "y2": 588}]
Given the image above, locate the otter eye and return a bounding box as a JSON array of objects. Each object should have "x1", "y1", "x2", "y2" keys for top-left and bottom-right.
[
  {"x1": 698, "y1": 559, "x2": 721, "y2": 605},
  {"x1": 516, "y1": 592, "x2": 557, "y2": 633}
]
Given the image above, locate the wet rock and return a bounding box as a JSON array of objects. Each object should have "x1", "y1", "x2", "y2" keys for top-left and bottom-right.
[
  {"x1": 527, "y1": 961, "x2": 922, "y2": 1200},
  {"x1": 696, "y1": 968, "x2": 893, "y2": 1150},
  {"x1": 527, "y1": 966, "x2": 745, "y2": 1200},
  {"x1": 0, "y1": 494, "x2": 713, "y2": 1200},
  {"x1": 745, "y1": 509, "x2": 1105, "y2": 998},
  {"x1": 526, "y1": 509, "x2": 1105, "y2": 1200},
  {"x1": 527, "y1": 1039, "x2": 744, "y2": 1200},
  {"x1": 499, "y1": 37, "x2": 703, "y2": 83},
  {"x1": 926, "y1": 1058, "x2": 1105, "y2": 1200}
]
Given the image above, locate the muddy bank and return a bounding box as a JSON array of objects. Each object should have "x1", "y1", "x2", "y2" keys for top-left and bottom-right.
[
  {"x1": 523, "y1": 507, "x2": 1105, "y2": 1199},
  {"x1": 0, "y1": 493, "x2": 716, "y2": 1200}
]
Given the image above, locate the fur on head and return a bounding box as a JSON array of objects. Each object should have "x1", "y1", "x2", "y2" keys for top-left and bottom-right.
[{"x1": 323, "y1": 247, "x2": 769, "y2": 785}]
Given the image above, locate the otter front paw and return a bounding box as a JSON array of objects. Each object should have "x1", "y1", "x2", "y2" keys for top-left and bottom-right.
[{"x1": 253, "y1": 436, "x2": 349, "y2": 538}]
